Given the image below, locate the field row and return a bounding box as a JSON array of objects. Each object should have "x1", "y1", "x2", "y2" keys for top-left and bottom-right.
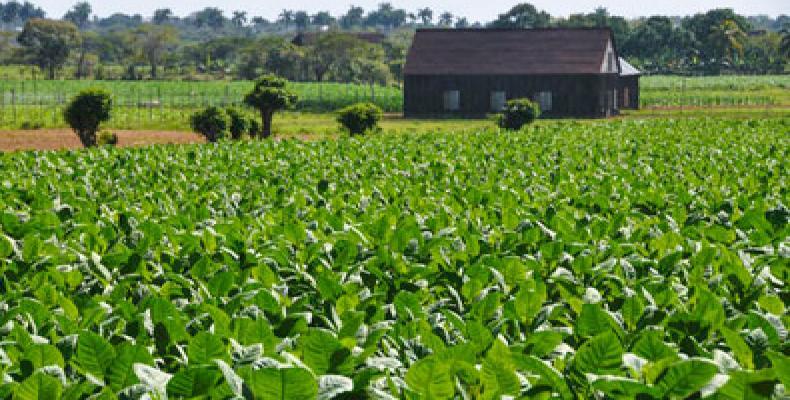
[{"x1": 0, "y1": 118, "x2": 788, "y2": 399}]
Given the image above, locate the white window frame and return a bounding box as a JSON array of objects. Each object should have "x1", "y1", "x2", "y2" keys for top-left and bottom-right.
[
  {"x1": 490, "y1": 91, "x2": 506, "y2": 112},
  {"x1": 443, "y1": 90, "x2": 460, "y2": 111}
]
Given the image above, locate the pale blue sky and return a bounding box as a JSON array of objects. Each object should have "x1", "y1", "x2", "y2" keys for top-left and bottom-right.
[{"x1": 37, "y1": 0, "x2": 787, "y2": 21}]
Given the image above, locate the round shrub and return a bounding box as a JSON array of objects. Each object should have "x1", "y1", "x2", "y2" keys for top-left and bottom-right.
[
  {"x1": 63, "y1": 89, "x2": 113, "y2": 147},
  {"x1": 97, "y1": 131, "x2": 118, "y2": 146},
  {"x1": 225, "y1": 108, "x2": 249, "y2": 140},
  {"x1": 336, "y1": 102, "x2": 383, "y2": 136},
  {"x1": 497, "y1": 98, "x2": 541, "y2": 131},
  {"x1": 190, "y1": 106, "x2": 229, "y2": 143}
]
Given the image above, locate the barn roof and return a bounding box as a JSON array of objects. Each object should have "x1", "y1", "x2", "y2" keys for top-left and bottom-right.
[
  {"x1": 619, "y1": 57, "x2": 641, "y2": 76},
  {"x1": 404, "y1": 28, "x2": 617, "y2": 76}
]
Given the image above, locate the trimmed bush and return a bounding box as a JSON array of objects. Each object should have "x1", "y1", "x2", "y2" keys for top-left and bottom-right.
[
  {"x1": 97, "y1": 131, "x2": 118, "y2": 146},
  {"x1": 190, "y1": 106, "x2": 229, "y2": 142},
  {"x1": 63, "y1": 89, "x2": 113, "y2": 147},
  {"x1": 248, "y1": 119, "x2": 261, "y2": 138},
  {"x1": 244, "y1": 74, "x2": 298, "y2": 139},
  {"x1": 497, "y1": 99, "x2": 541, "y2": 131},
  {"x1": 336, "y1": 102, "x2": 383, "y2": 136},
  {"x1": 225, "y1": 108, "x2": 249, "y2": 140}
]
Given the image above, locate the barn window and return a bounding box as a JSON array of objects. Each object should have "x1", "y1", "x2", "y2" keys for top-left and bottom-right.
[
  {"x1": 535, "y1": 91, "x2": 552, "y2": 112},
  {"x1": 490, "y1": 91, "x2": 506, "y2": 111},
  {"x1": 443, "y1": 90, "x2": 460, "y2": 111},
  {"x1": 623, "y1": 87, "x2": 630, "y2": 108}
]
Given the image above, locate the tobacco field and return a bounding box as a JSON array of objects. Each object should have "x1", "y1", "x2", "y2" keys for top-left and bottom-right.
[{"x1": 0, "y1": 118, "x2": 788, "y2": 399}]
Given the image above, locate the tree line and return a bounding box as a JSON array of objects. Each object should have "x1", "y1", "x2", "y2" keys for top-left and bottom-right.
[{"x1": 1, "y1": 1, "x2": 788, "y2": 82}]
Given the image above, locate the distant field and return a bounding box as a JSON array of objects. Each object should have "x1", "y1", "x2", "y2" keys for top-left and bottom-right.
[{"x1": 0, "y1": 75, "x2": 787, "y2": 131}]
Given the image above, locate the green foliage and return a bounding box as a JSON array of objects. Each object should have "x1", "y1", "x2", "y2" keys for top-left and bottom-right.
[
  {"x1": 497, "y1": 98, "x2": 540, "y2": 131},
  {"x1": 244, "y1": 74, "x2": 298, "y2": 138},
  {"x1": 97, "y1": 130, "x2": 118, "y2": 146},
  {"x1": 0, "y1": 118, "x2": 786, "y2": 399},
  {"x1": 189, "y1": 106, "x2": 228, "y2": 142},
  {"x1": 62, "y1": 88, "x2": 113, "y2": 147},
  {"x1": 225, "y1": 107, "x2": 249, "y2": 140},
  {"x1": 17, "y1": 19, "x2": 80, "y2": 79},
  {"x1": 336, "y1": 102, "x2": 382, "y2": 135}
]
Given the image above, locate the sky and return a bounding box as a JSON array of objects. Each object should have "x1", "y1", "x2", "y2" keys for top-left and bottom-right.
[{"x1": 34, "y1": 0, "x2": 788, "y2": 22}]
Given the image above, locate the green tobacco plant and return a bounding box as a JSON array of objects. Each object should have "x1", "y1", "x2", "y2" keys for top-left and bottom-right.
[{"x1": 0, "y1": 118, "x2": 786, "y2": 399}]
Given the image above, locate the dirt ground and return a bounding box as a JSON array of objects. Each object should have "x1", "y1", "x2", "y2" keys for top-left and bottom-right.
[{"x1": 0, "y1": 130, "x2": 205, "y2": 152}]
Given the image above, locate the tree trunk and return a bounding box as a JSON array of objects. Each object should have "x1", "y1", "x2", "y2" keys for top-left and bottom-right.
[
  {"x1": 77, "y1": 130, "x2": 96, "y2": 147},
  {"x1": 48, "y1": 64, "x2": 55, "y2": 80},
  {"x1": 150, "y1": 62, "x2": 158, "y2": 79},
  {"x1": 76, "y1": 49, "x2": 85, "y2": 79},
  {"x1": 261, "y1": 110, "x2": 273, "y2": 139}
]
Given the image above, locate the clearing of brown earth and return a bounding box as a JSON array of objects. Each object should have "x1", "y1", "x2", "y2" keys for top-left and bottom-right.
[{"x1": 0, "y1": 130, "x2": 205, "y2": 152}]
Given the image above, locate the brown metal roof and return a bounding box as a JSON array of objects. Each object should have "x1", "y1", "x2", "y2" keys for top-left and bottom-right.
[{"x1": 404, "y1": 28, "x2": 616, "y2": 76}]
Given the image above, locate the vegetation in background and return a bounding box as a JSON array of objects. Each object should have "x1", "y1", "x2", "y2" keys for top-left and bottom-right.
[
  {"x1": 62, "y1": 88, "x2": 112, "y2": 147},
  {"x1": 0, "y1": 118, "x2": 786, "y2": 398},
  {"x1": 0, "y1": 3, "x2": 786, "y2": 81},
  {"x1": 336, "y1": 102, "x2": 382, "y2": 135},
  {"x1": 225, "y1": 107, "x2": 250, "y2": 140},
  {"x1": 16, "y1": 18, "x2": 80, "y2": 79},
  {"x1": 498, "y1": 98, "x2": 540, "y2": 130},
  {"x1": 96, "y1": 130, "x2": 118, "y2": 146}
]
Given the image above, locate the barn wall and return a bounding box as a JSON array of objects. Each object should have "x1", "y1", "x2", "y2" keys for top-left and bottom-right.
[
  {"x1": 618, "y1": 76, "x2": 640, "y2": 110},
  {"x1": 404, "y1": 74, "x2": 620, "y2": 118}
]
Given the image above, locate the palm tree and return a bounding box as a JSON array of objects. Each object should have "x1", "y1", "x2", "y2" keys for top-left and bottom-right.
[
  {"x1": 438, "y1": 12, "x2": 454, "y2": 27},
  {"x1": 278, "y1": 9, "x2": 294, "y2": 30},
  {"x1": 232, "y1": 11, "x2": 247, "y2": 28},
  {"x1": 417, "y1": 8, "x2": 433, "y2": 26}
]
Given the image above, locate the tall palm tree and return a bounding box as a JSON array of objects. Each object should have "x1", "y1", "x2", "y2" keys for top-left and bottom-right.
[
  {"x1": 780, "y1": 27, "x2": 790, "y2": 59},
  {"x1": 708, "y1": 19, "x2": 746, "y2": 64},
  {"x1": 278, "y1": 10, "x2": 294, "y2": 30}
]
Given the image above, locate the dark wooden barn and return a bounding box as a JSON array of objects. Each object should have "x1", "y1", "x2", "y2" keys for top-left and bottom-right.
[
  {"x1": 403, "y1": 28, "x2": 624, "y2": 118},
  {"x1": 618, "y1": 57, "x2": 641, "y2": 110}
]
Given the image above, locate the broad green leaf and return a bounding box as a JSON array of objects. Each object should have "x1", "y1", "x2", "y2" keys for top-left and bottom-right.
[
  {"x1": 591, "y1": 376, "x2": 661, "y2": 398},
  {"x1": 242, "y1": 367, "x2": 318, "y2": 400},
  {"x1": 712, "y1": 369, "x2": 778, "y2": 399},
  {"x1": 76, "y1": 331, "x2": 116, "y2": 381},
  {"x1": 513, "y1": 355, "x2": 573, "y2": 400},
  {"x1": 766, "y1": 351, "x2": 789, "y2": 387},
  {"x1": 188, "y1": 332, "x2": 226, "y2": 365},
  {"x1": 631, "y1": 330, "x2": 676, "y2": 362},
  {"x1": 167, "y1": 366, "x2": 222, "y2": 398},
  {"x1": 573, "y1": 331, "x2": 623, "y2": 375},
  {"x1": 300, "y1": 329, "x2": 343, "y2": 375},
  {"x1": 576, "y1": 303, "x2": 620, "y2": 338},
  {"x1": 405, "y1": 357, "x2": 455, "y2": 400},
  {"x1": 720, "y1": 327, "x2": 754, "y2": 370},
  {"x1": 14, "y1": 372, "x2": 62, "y2": 400},
  {"x1": 480, "y1": 340, "x2": 520, "y2": 399},
  {"x1": 656, "y1": 359, "x2": 718, "y2": 399},
  {"x1": 317, "y1": 375, "x2": 354, "y2": 400},
  {"x1": 107, "y1": 344, "x2": 154, "y2": 391},
  {"x1": 23, "y1": 344, "x2": 64, "y2": 369}
]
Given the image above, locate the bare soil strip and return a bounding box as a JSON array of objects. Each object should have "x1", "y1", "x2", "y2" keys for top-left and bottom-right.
[{"x1": 0, "y1": 130, "x2": 204, "y2": 152}]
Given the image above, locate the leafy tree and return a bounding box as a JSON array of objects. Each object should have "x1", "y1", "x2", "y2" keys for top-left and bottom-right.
[
  {"x1": 455, "y1": 18, "x2": 470, "y2": 28},
  {"x1": 278, "y1": 9, "x2": 294, "y2": 30},
  {"x1": 336, "y1": 102, "x2": 382, "y2": 135},
  {"x1": 312, "y1": 11, "x2": 335, "y2": 27},
  {"x1": 63, "y1": 89, "x2": 112, "y2": 147},
  {"x1": 63, "y1": 2, "x2": 91, "y2": 29},
  {"x1": 417, "y1": 8, "x2": 433, "y2": 25},
  {"x1": 190, "y1": 106, "x2": 228, "y2": 142},
  {"x1": 340, "y1": 6, "x2": 364, "y2": 29},
  {"x1": 308, "y1": 33, "x2": 367, "y2": 82},
  {"x1": 293, "y1": 11, "x2": 310, "y2": 31},
  {"x1": 490, "y1": 3, "x2": 551, "y2": 28},
  {"x1": 231, "y1": 11, "x2": 247, "y2": 28},
  {"x1": 708, "y1": 19, "x2": 747, "y2": 64},
  {"x1": 194, "y1": 7, "x2": 225, "y2": 30},
  {"x1": 438, "y1": 12, "x2": 454, "y2": 27},
  {"x1": 130, "y1": 24, "x2": 178, "y2": 79},
  {"x1": 243, "y1": 75, "x2": 297, "y2": 139},
  {"x1": 498, "y1": 99, "x2": 540, "y2": 131},
  {"x1": 17, "y1": 18, "x2": 80, "y2": 79},
  {"x1": 781, "y1": 28, "x2": 790, "y2": 59},
  {"x1": 74, "y1": 30, "x2": 99, "y2": 79},
  {"x1": 152, "y1": 9, "x2": 173, "y2": 25}
]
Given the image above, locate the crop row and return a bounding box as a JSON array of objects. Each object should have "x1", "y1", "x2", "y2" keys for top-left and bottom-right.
[{"x1": 0, "y1": 118, "x2": 788, "y2": 399}]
